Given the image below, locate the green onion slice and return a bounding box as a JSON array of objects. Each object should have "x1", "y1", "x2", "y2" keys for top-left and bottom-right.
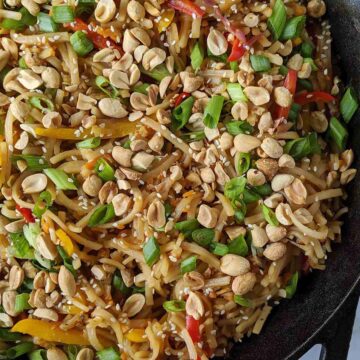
[
  {"x1": 88, "y1": 204, "x2": 115, "y2": 227},
  {"x1": 6, "y1": 342, "x2": 34, "y2": 359},
  {"x1": 11, "y1": 154, "x2": 49, "y2": 171},
  {"x1": 191, "y1": 42, "x2": 204, "y2": 71},
  {"x1": 224, "y1": 177, "x2": 247, "y2": 201},
  {"x1": 143, "y1": 236, "x2": 160, "y2": 267},
  {"x1": 261, "y1": 204, "x2": 279, "y2": 226},
  {"x1": 43, "y1": 168, "x2": 77, "y2": 190},
  {"x1": 33, "y1": 191, "x2": 53, "y2": 218},
  {"x1": 9, "y1": 232, "x2": 34, "y2": 259},
  {"x1": 96, "y1": 347, "x2": 121, "y2": 360},
  {"x1": 172, "y1": 96, "x2": 195, "y2": 131},
  {"x1": 180, "y1": 255, "x2": 197, "y2": 274},
  {"x1": 281, "y1": 15, "x2": 306, "y2": 40},
  {"x1": 191, "y1": 228, "x2": 214, "y2": 247},
  {"x1": 250, "y1": 55, "x2": 271, "y2": 72},
  {"x1": 234, "y1": 295, "x2": 253, "y2": 307},
  {"x1": 28, "y1": 96, "x2": 54, "y2": 113},
  {"x1": 236, "y1": 152, "x2": 251, "y2": 175},
  {"x1": 112, "y1": 270, "x2": 131, "y2": 295},
  {"x1": 285, "y1": 271, "x2": 299, "y2": 299},
  {"x1": 203, "y1": 95, "x2": 224, "y2": 129},
  {"x1": 225, "y1": 120, "x2": 253, "y2": 136},
  {"x1": 210, "y1": 242, "x2": 229, "y2": 256},
  {"x1": 70, "y1": 31, "x2": 94, "y2": 57},
  {"x1": 29, "y1": 349, "x2": 47, "y2": 360},
  {"x1": 175, "y1": 219, "x2": 200, "y2": 237},
  {"x1": 140, "y1": 64, "x2": 170, "y2": 82},
  {"x1": 227, "y1": 83, "x2": 247, "y2": 102},
  {"x1": 52, "y1": 5, "x2": 75, "y2": 23},
  {"x1": 268, "y1": 0, "x2": 287, "y2": 40},
  {"x1": 340, "y1": 87, "x2": 359, "y2": 123},
  {"x1": 37, "y1": 12, "x2": 59, "y2": 32},
  {"x1": 14, "y1": 293, "x2": 31, "y2": 313},
  {"x1": 95, "y1": 158, "x2": 115, "y2": 182},
  {"x1": 300, "y1": 42, "x2": 314, "y2": 58},
  {"x1": 57, "y1": 245, "x2": 76, "y2": 276},
  {"x1": 163, "y1": 300, "x2": 186, "y2": 312},
  {"x1": 76, "y1": 137, "x2": 101, "y2": 149},
  {"x1": 328, "y1": 116, "x2": 348, "y2": 151},
  {"x1": 228, "y1": 235, "x2": 248, "y2": 256},
  {"x1": 284, "y1": 133, "x2": 321, "y2": 160}
]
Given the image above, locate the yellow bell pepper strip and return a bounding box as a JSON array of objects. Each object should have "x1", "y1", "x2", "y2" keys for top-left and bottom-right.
[
  {"x1": 11, "y1": 319, "x2": 90, "y2": 345},
  {"x1": 125, "y1": 328, "x2": 147, "y2": 343},
  {"x1": 157, "y1": 9, "x2": 175, "y2": 32},
  {"x1": 56, "y1": 228, "x2": 74, "y2": 256},
  {"x1": 63, "y1": 304, "x2": 84, "y2": 315},
  {"x1": 35, "y1": 120, "x2": 138, "y2": 140}
]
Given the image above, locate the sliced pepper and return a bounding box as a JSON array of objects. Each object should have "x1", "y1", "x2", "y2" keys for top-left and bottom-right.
[
  {"x1": 275, "y1": 69, "x2": 298, "y2": 119},
  {"x1": 186, "y1": 315, "x2": 201, "y2": 343},
  {"x1": 228, "y1": 35, "x2": 260, "y2": 62},
  {"x1": 157, "y1": 9, "x2": 175, "y2": 32},
  {"x1": 12, "y1": 319, "x2": 90, "y2": 345},
  {"x1": 294, "y1": 91, "x2": 335, "y2": 105},
  {"x1": 65, "y1": 18, "x2": 123, "y2": 53},
  {"x1": 125, "y1": 328, "x2": 147, "y2": 343},
  {"x1": 174, "y1": 92, "x2": 191, "y2": 107},
  {"x1": 56, "y1": 229, "x2": 74, "y2": 256},
  {"x1": 16, "y1": 205, "x2": 35, "y2": 224},
  {"x1": 168, "y1": 0, "x2": 205, "y2": 17}
]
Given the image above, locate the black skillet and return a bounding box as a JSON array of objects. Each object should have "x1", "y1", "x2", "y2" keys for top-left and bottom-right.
[{"x1": 222, "y1": 1, "x2": 360, "y2": 359}]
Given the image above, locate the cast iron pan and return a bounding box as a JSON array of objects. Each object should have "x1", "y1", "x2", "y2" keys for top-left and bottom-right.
[{"x1": 222, "y1": 1, "x2": 360, "y2": 359}]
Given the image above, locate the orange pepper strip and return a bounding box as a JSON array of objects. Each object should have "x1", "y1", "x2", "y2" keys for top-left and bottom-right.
[
  {"x1": 11, "y1": 319, "x2": 90, "y2": 345},
  {"x1": 56, "y1": 229, "x2": 74, "y2": 256},
  {"x1": 35, "y1": 128, "x2": 92, "y2": 140}
]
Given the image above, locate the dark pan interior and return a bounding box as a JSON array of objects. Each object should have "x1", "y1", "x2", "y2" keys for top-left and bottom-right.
[{"x1": 225, "y1": 1, "x2": 360, "y2": 359}]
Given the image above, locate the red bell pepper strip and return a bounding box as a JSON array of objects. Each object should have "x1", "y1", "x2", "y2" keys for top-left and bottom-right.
[
  {"x1": 275, "y1": 69, "x2": 298, "y2": 119},
  {"x1": 186, "y1": 315, "x2": 201, "y2": 343},
  {"x1": 64, "y1": 18, "x2": 123, "y2": 54},
  {"x1": 168, "y1": 0, "x2": 205, "y2": 18},
  {"x1": 16, "y1": 205, "x2": 35, "y2": 223},
  {"x1": 227, "y1": 35, "x2": 260, "y2": 62},
  {"x1": 294, "y1": 91, "x2": 335, "y2": 105},
  {"x1": 174, "y1": 92, "x2": 190, "y2": 107}
]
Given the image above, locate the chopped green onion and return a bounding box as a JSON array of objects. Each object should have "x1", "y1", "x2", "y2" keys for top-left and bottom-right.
[
  {"x1": 23, "y1": 223, "x2": 40, "y2": 249},
  {"x1": 18, "y1": 277, "x2": 34, "y2": 293},
  {"x1": 234, "y1": 295, "x2": 253, "y2": 307},
  {"x1": 0, "y1": 8, "x2": 36, "y2": 30},
  {"x1": 279, "y1": 65, "x2": 288, "y2": 76},
  {"x1": 11, "y1": 154, "x2": 49, "y2": 171},
  {"x1": 70, "y1": 31, "x2": 94, "y2": 57},
  {"x1": 112, "y1": 270, "x2": 131, "y2": 295},
  {"x1": 225, "y1": 120, "x2": 253, "y2": 136},
  {"x1": 6, "y1": 342, "x2": 34, "y2": 359},
  {"x1": 95, "y1": 158, "x2": 115, "y2": 181},
  {"x1": 268, "y1": 0, "x2": 287, "y2": 40},
  {"x1": 75, "y1": 0, "x2": 96, "y2": 16},
  {"x1": 88, "y1": 204, "x2": 115, "y2": 227},
  {"x1": 57, "y1": 245, "x2": 76, "y2": 276},
  {"x1": 234, "y1": 207, "x2": 246, "y2": 224},
  {"x1": 285, "y1": 271, "x2": 299, "y2": 299},
  {"x1": 328, "y1": 116, "x2": 348, "y2": 151},
  {"x1": 9, "y1": 232, "x2": 34, "y2": 259},
  {"x1": 172, "y1": 96, "x2": 195, "y2": 131},
  {"x1": 191, "y1": 42, "x2": 204, "y2": 70},
  {"x1": 288, "y1": 103, "x2": 301, "y2": 123},
  {"x1": 52, "y1": 5, "x2": 74, "y2": 23},
  {"x1": 284, "y1": 133, "x2": 321, "y2": 160},
  {"x1": 340, "y1": 87, "x2": 359, "y2": 123},
  {"x1": 243, "y1": 187, "x2": 261, "y2": 204},
  {"x1": 250, "y1": 55, "x2": 271, "y2": 72},
  {"x1": 180, "y1": 255, "x2": 197, "y2": 274},
  {"x1": 227, "y1": 83, "x2": 247, "y2": 102},
  {"x1": 18, "y1": 57, "x2": 28, "y2": 69},
  {"x1": 300, "y1": 42, "x2": 314, "y2": 58},
  {"x1": 43, "y1": 168, "x2": 77, "y2": 190},
  {"x1": 33, "y1": 191, "x2": 53, "y2": 218},
  {"x1": 207, "y1": 47, "x2": 227, "y2": 63},
  {"x1": 143, "y1": 236, "x2": 160, "y2": 267},
  {"x1": 0, "y1": 328, "x2": 22, "y2": 341},
  {"x1": 229, "y1": 61, "x2": 239, "y2": 72},
  {"x1": 140, "y1": 64, "x2": 170, "y2": 82},
  {"x1": 164, "y1": 202, "x2": 173, "y2": 219},
  {"x1": 132, "y1": 286, "x2": 145, "y2": 294},
  {"x1": 96, "y1": 347, "x2": 121, "y2": 360},
  {"x1": 253, "y1": 183, "x2": 272, "y2": 197},
  {"x1": 14, "y1": 293, "x2": 31, "y2": 312},
  {"x1": 210, "y1": 242, "x2": 229, "y2": 256},
  {"x1": 28, "y1": 96, "x2": 54, "y2": 112},
  {"x1": 297, "y1": 78, "x2": 313, "y2": 92},
  {"x1": 261, "y1": 204, "x2": 279, "y2": 226},
  {"x1": 180, "y1": 131, "x2": 205, "y2": 143},
  {"x1": 133, "y1": 83, "x2": 149, "y2": 95},
  {"x1": 303, "y1": 58, "x2": 318, "y2": 71},
  {"x1": 281, "y1": 16, "x2": 306, "y2": 40},
  {"x1": 65, "y1": 346, "x2": 79, "y2": 360},
  {"x1": 122, "y1": 139, "x2": 131, "y2": 149},
  {"x1": 95, "y1": 75, "x2": 118, "y2": 98},
  {"x1": 76, "y1": 137, "x2": 101, "y2": 149},
  {"x1": 0, "y1": 66, "x2": 11, "y2": 86},
  {"x1": 236, "y1": 152, "x2": 251, "y2": 175},
  {"x1": 191, "y1": 228, "x2": 214, "y2": 247},
  {"x1": 29, "y1": 349, "x2": 47, "y2": 360},
  {"x1": 224, "y1": 177, "x2": 247, "y2": 201},
  {"x1": 203, "y1": 95, "x2": 224, "y2": 129},
  {"x1": 33, "y1": 253, "x2": 55, "y2": 271},
  {"x1": 163, "y1": 300, "x2": 186, "y2": 312},
  {"x1": 175, "y1": 219, "x2": 200, "y2": 237},
  {"x1": 37, "y1": 12, "x2": 59, "y2": 32},
  {"x1": 228, "y1": 235, "x2": 248, "y2": 256},
  {"x1": 21, "y1": 7, "x2": 37, "y2": 25}
]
